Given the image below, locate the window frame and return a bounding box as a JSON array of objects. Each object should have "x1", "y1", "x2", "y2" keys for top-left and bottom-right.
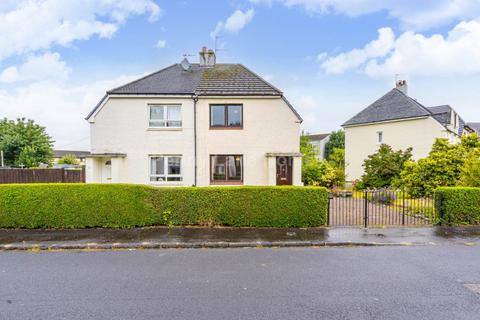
[
  {"x1": 149, "y1": 155, "x2": 183, "y2": 183},
  {"x1": 210, "y1": 154, "x2": 244, "y2": 184},
  {"x1": 209, "y1": 104, "x2": 243, "y2": 129},
  {"x1": 148, "y1": 104, "x2": 182, "y2": 129},
  {"x1": 377, "y1": 131, "x2": 383, "y2": 143}
]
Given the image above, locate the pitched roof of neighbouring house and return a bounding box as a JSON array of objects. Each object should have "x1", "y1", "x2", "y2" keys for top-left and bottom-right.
[
  {"x1": 342, "y1": 89, "x2": 431, "y2": 127},
  {"x1": 306, "y1": 133, "x2": 330, "y2": 142},
  {"x1": 467, "y1": 122, "x2": 480, "y2": 132},
  {"x1": 107, "y1": 63, "x2": 282, "y2": 96},
  {"x1": 428, "y1": 105, "x2": 468, "y2": 136},
  {"x1": 54, "y1": 150, "x2": 90, "y2": 158},
  {"x1": 86, "y1": 62, "x2": 298, "y2": 120}
]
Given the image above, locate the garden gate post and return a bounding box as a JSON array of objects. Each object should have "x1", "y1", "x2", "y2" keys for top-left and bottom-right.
[{"x1": 363, "y1": 190, "x2": 368, "y2": 228}]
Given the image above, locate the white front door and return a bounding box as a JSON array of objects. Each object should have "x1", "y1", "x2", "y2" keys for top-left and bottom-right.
[{"x1": 101, "y1": 159, "x2": 112, "y2": 183}]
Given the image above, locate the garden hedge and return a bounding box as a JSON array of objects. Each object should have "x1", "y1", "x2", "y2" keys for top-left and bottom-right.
[
  {"x1": 435, "y1": 187, "x2": 480, "y2": 225},
  {"x1": 0, "y1": 184, "x2": 328, "y2": 228}
]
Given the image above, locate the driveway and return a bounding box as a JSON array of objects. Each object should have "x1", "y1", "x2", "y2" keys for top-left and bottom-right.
[{"x1": 1, "y1": 246, "x2": 480, "y2": 319}]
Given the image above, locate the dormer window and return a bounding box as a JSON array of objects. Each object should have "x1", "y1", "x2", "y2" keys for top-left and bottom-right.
[{"x1": 149, "y1": 104, "x2": 182, "y2": 128}]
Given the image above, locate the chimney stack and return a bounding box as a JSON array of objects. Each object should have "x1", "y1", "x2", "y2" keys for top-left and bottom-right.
[
  {"x1": 396, "y1": 79, "x2": 408, "y2": 95},
  {"x1": 199, "y1": 46, "x2": 216, "y2": 67}
]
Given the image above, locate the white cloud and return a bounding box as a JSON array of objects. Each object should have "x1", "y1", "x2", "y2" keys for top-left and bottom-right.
[
  {"x1": 155, "y1": 40, "x2": 167, "y2": 48},
  {"x1": 211, "y1": 9, "x2": 255, "y2": 39},
  {"x1": 0, "y1": 52, "x2": 71, "y2": 83},
  {"x1": 320, "y1": 20, "x2": 480, "y2": 77},
  {"x1": 0, "y1": 73, "x2": 142, "y2": 149},
  {"x1": 0, "y1": 0, "x2": 161, "y2": 60},
  {"x1": 251, "y1": 0, "x2": 480, "y2": 30},
  {"x1": 321, "y1": 27, "x2": 395, "y2": 74}
]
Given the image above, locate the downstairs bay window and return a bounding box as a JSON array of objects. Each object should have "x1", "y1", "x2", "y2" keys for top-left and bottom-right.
[
  {"x1": 210, "y1": 155, "x2": 243, "y2": 184},
  {"x1": 150, "y1": 155, "x2": 182, "y2": 182}
]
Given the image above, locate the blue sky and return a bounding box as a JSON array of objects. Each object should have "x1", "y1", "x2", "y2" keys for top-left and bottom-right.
[{"x1": 1, "y1": 0, "x2": 480, "y2": 149}]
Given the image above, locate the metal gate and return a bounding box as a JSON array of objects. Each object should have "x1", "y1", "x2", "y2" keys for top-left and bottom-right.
[{"x1": 328, "y1": 189, "x2": 437, "y2": 227}]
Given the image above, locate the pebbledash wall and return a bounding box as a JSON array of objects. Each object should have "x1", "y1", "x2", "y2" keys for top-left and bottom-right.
[
  {"x1": 86, "y1": 95, "x2": 302, "y2": 186},
  {"x1": 345, "y1": 117, "x2": 460, "y2": 182}
]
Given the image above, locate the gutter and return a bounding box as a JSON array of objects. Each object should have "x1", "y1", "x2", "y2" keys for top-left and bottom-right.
[{"x1": 192, "y1": 94, "x2": 199, "y2": 186}]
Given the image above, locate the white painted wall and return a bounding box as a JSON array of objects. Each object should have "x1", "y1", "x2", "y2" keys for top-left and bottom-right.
[
  {"x1": 310, "y1": 135, "x2": 330, "y2": 160},
  {"x1": 87, "y1": 95, "x2": 302, "y2": 186},
  {"x1": 344, "y1": 117, "x2": 456, "y2": 182}
]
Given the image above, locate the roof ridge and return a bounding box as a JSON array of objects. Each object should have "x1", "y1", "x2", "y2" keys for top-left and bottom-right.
[{"x1": 107, "y1": 64, "x2": 180, "y2": 94}]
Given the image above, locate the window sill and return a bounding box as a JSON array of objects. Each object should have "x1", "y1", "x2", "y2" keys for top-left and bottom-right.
[
  {"x1": 209, "y1": 181, "x2": 244, "y2": 186},
  {"x1": 147, "y1": 127, "x2": 183, "y2": 131},
  {"x1": 150, "y1": 182, "x2": 184, "y2": 187},
  {"x1": 209, "y1": 127, "x2": 243, "y2": 130}
]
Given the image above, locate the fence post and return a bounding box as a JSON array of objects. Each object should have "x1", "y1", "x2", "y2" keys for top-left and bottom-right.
[
  {"x1": 364, "y1": 190, "x2": 368, "y2": 228},
  {"x1": 61, "y1": 168, "x2": 65, "y2": 183},
  {"x1": 327, "y1": 193, "x2": 331, "y2": 226},
  {"x1": 402, "y1": 190, "x2": 405, "y2": 226}
]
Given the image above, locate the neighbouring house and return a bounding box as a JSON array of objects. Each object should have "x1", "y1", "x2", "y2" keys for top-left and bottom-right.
[
  {"x1": 343, "y1": 80, "x2": 476, "y2": 183},
  {"x1": 305, "y1": 133, "x2": 330, "y2": 159},
  {"x1": 85, "y1": 47, "x2": 303, "y2": 186},
  {"x1": 53, "y1": 150, "x2": 90, "y2": 165},
  {"x1": 466, "y1": 122, "x2": 480, "y2": 135}
]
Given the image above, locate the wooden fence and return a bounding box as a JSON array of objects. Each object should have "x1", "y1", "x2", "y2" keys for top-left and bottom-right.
[{"x1": 0, "y1": 168, "x2": 85, "y2": 184}]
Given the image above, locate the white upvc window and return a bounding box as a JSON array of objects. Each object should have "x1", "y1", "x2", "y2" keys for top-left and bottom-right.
[
  {"x1": 149, "y1": 104, "x2": 182, "y2": 128},
  {"x1": 149, "y1": 155, "x2": 182, "y2": 182}
]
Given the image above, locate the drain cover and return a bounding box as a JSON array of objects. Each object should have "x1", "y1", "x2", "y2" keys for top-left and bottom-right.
[{"x1": 464, "y1": 284, "x2": 480, "y2": 294}]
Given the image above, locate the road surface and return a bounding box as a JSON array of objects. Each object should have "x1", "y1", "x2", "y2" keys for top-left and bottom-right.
[{"x1": 1, "y1": 246, "x2": 479, "y2": 319}]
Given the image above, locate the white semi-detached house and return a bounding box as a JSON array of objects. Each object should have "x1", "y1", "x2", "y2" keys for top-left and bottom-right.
[
  {"x1": 343, "y1": 80, "x2": 477, "y2": 183},
  {"x1": 85, "y1": 48, "x2": 303, "y2": 186}
]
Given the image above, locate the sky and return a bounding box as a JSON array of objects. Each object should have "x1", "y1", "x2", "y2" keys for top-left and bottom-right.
[{"x1": 1, "y1": 0, "x2": 480, "y2": 150}]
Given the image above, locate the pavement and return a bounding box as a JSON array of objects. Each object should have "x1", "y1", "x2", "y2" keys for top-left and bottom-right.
[
  {"x1": 1, "y1": 246, "x2": 480, "y2": 319},
  {"x1": 0, "y1": 226, "x2": 479, "y2": 250}
]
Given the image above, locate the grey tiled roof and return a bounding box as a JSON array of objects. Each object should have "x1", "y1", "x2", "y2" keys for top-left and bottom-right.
[
  {"x1": 467, "y1": 122, "x2": 480, "y2": 133},
  {"x1": 108, "y1": 64, "x2": 204, "y2": 95},
  {"x1": 87, "y1": 62, "x2": 292, "y2": 120},
  {"x1": 306, "y1": 133, "x2": 330, "y2": 141},
  {"x1": 54, "y1": 150, "x2": 90, "y2": 158},
  {"x1": 428, "y1": 105, "x2": 467, "y2": 136},
  {"x1": 107, "y1": 63, "x2": 282, "y2": 96},
  {"x1": 342, "y1": 89, "x2": 431, "y2": 126},
  {"x1": 195, "y1": 64, "x2": 282, "y2": 96}
]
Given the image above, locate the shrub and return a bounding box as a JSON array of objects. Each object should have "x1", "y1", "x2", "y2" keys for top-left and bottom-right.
[
  {"x1": 367, "y1": 189, "x2": 397, "y2": 205},
  {"x1": 458, "y1": 151, "x2": 480, "y2": 187},
  {"x1": 0, "y1": 184, "x2": 328, "y2": 228},
  {"x1": 361, "y1": 144, "x2": 412, "y2": 189},
  {"x1": 58, "y1": 154, "x2": 80, "y2": 165},
  {"x1": 435, "y1": 187, "x2": 480, "y2": 225},
  {"x1": 324, "y1": 130, "x2": 345, "y2": 161}
]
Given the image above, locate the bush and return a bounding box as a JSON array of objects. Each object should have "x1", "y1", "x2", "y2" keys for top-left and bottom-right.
[
  {"x1": 367, "y1": 189, "x2": 397, "y2": 205},
  {"x1": 0, "y1": 184, "x2": 328, "y2": 228},
  {"x1": 361, "y1": 144, "x2": 412, "y2": 189},
  {"x1": 435, "y1": 187, "x2": 480, "y2": 225}
]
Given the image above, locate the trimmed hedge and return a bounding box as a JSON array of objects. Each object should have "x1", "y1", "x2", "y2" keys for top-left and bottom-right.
[
  {"x1": 0, "y1": 184, "x2": 328, "y2": 228},
  {"x1": 435, "y1": 187, "x2": 480, "y2": 225}
]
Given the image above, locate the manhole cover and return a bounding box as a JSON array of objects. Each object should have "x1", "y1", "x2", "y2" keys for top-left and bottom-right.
[{"x1": 464, "y1": 284, "x2": 480, "y2": 294}]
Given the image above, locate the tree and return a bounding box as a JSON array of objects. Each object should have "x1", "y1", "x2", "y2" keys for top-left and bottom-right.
[
  {"x1": 458, "y1": 150, "x2": 480, "y2": 187},
  {"x1": 300, "y1": 135, "x2": 339, "y2": 187},
  {"x1": 399, "y1": 134, "x2": 480, "y2": 197},
  {"x1": 58, "y1": 154, "x2": 80, "y2": 165},
  {"x1": 0, "y1": 118, "x2": 53, "y2": 167},
  {"x1": 361, "y1": 144, "x2": 412, "y2": 189},
  {"x1": 324, "y1": 130, "x2": 345, "y2": 160},
  {"x1": 328, "y1": 147, "x2": 346, "y2": 187}
]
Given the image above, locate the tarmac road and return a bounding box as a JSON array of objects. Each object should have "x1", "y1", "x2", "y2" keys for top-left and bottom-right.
[{"x1": 1, "y1": 245, "x2": 479, "y2": 320}]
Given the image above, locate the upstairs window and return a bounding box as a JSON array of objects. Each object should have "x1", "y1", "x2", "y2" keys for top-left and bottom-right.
[
  {"x1": 150, "y1": 155, "x2": 182, "y2": 182},
  {"x1": 377, "y1": 131, "x2": 383, "y2": 143},
  {"x1": 210, "y1": 104, "x2": 243, "y2": 128},
  {"x1": 149, "y1": 105, "x2": 182, "y2": 128}
]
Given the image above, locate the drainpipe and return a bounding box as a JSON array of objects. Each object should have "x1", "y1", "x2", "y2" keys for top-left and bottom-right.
[{"x1": 192, "y1": 94, "x2": 199, "y2": 186}]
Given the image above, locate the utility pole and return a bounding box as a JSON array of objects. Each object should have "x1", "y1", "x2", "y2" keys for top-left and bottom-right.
[{"x1": 0, "y1": 150, "x2": 3, "y2": 167}]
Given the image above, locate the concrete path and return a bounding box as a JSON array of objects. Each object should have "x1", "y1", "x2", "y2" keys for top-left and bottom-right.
[
  {"x1": 1, "y1": 246, "x2": 480, "y2": 319},
  {"x1": 0, "y1": 226, "x2": 479, "y2": 250}
]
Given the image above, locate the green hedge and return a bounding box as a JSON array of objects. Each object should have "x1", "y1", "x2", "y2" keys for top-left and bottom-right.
[
  {"x1": 435, "y1": 187, "x2": 480, "y2": 225},
  {"x1": 0, "y1": 184, "x2": 328, "y2": 228}
]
